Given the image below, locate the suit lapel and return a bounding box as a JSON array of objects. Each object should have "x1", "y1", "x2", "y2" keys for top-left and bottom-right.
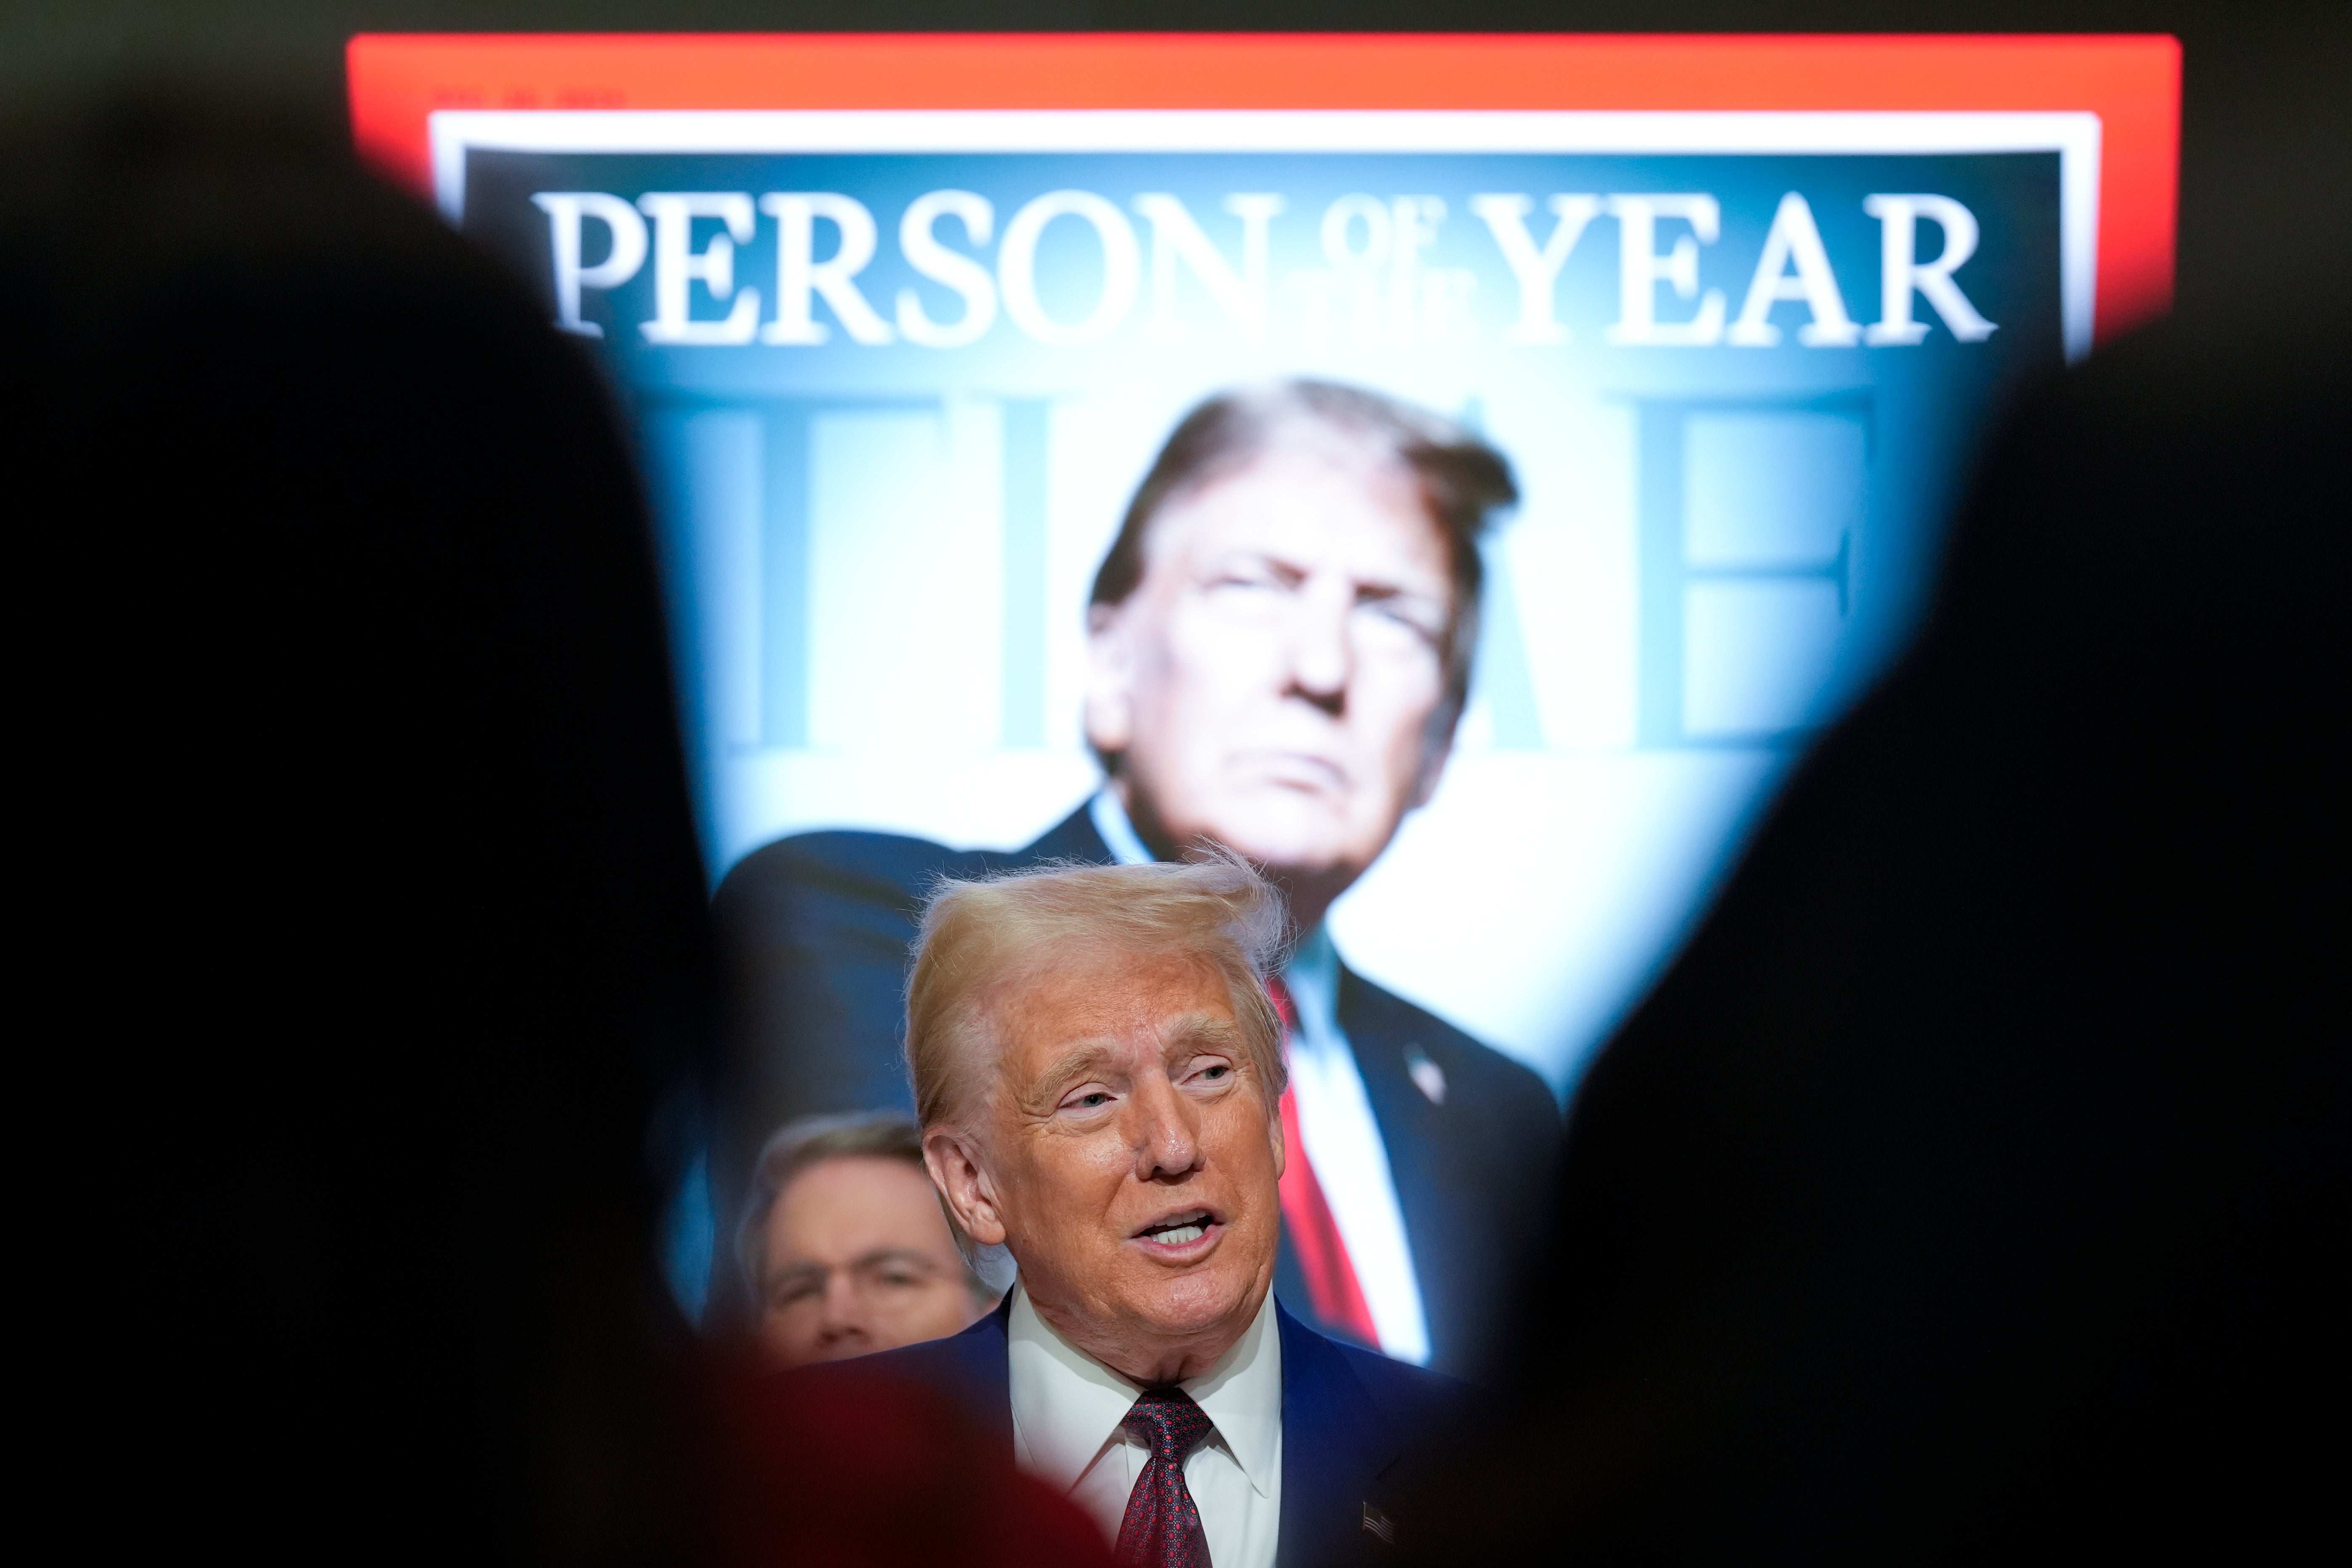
[{"x1": 1276, "y1": 1303, "x2": 1402, "y2": 1568}]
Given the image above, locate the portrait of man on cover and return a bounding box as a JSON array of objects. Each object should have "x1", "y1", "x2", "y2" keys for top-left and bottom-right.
[{"x1": 716, "y1": 379, "x2": 1561, "y2": 1377}]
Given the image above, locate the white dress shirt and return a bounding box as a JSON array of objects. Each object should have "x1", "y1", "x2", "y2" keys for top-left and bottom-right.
[
  {"x1": 1088, "y1": 791, "x2": 1433, "y2": 1366},
  {"x1": 1008, "y1": 1285, "x2": 1283, "y2": 1568}
]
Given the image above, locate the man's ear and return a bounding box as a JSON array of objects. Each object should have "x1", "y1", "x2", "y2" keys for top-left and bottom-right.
[
  {"x1": 1266, "y1": 1086, "x2": 1287, "y2": 1182},
  {"x1": 924, "y1": 1128, "x2": 1008, "y2": 1248},
  {"x1": 1083, "y1": 600, "x2": 1136, "y2": 758}
]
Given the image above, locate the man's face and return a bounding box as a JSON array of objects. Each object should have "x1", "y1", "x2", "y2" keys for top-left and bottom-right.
[
  {"x1": 931, "y1": 945, "x2": 1283, "y2": 1385},
  {"x1": 1087, "y1": 435, "x2": 1457, "y2": 898},
  {"x1": 755, "y1": 1155, "x2": 984, "y2": 1368}
]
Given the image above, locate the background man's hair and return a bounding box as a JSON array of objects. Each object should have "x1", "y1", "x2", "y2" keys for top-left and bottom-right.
[
  {"x1": 734, "y1": 1109, "x2": 992, "y2": 1308},
  {"x1": 903, "y1": 853, "x2": 1291, "y2": 1137},
  {"x1": 1088, "y1": 378, "x2": 1519, "y2": 732}
]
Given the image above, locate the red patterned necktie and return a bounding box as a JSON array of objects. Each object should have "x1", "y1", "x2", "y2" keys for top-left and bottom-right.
[
  {"x1": 1267, "y1": 976, "x2": 1382, "y2": 1348},
  {"x1": 1113, "y1": 1385, "x2": 1217, "y2": 1568}
]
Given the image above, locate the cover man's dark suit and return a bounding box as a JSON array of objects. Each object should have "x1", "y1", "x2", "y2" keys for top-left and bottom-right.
[
  {"x1": 790, "y1": 1295, "x2": 1473, "y2": 1568},
  {"x1": 713, "y1": 804, "x2": 1560, "y2": 1378}
]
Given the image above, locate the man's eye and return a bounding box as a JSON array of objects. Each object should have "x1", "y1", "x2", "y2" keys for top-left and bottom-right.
[
  {"x1": 1359, "y1": 600, "x2": 1444, "y2": 643},
  {"x1": 1074, "y1": 1091, "x2": 1111, "y2": 1109},
  {"x1": 1201, "y1": 1064, "x2": 1230, "y2": 1080},
  {"x1": 1205, "y1": 564, "x2": 1288, "y2": 595}
]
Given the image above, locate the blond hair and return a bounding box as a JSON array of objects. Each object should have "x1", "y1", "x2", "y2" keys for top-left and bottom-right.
[{"x1": 904, "y1": 853, "x2": 1290, "y2": 1130}]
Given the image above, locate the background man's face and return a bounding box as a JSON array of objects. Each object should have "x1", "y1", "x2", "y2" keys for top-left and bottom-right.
[
  {"x1": 965, "y1": 945, "x2": 1283, "y2": 1381},
  {"x1": 1088, "y1": 435, "x2": 1456, "y2": 896},
  {"x1": 756, "y1": 1155, "x2": 982, "y2": 1367}
]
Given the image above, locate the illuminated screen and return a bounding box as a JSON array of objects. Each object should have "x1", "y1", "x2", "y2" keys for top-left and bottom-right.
[{"x1": 354, "y1": 35, "x2": 2178, "y2": 1350}]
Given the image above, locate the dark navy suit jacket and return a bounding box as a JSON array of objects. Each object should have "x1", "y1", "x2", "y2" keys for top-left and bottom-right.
[
  {"x1": 713, "y1": 804, "x2": 1562, "y2": 1377},
  {"x1": 789, "y1": 1296, "x2": 1474, "y2": 1568}
]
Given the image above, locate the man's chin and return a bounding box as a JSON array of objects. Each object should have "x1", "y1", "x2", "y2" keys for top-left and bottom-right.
[
  {"x1": 1123, "y1": 1268, "x2": 1262, "y2": 1340},
  {"x1": 1191, "y1": 802, "x2": 1371, "y2": 880}
]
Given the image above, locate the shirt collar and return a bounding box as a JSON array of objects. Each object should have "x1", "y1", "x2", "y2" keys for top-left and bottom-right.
[
  {"x1": 1180, "y1": 1284, "x2": 1283, "y2": 1498},
  {"x1": 1007, "y1": 1284, "x2": 1284, "y2": 1501},
  {"x1": 1007, "y1": 1286, "x2": 1139, "y2": 1492},
  {"x1": 1281, "y1": 921, "x2": 1342, "y2": 1050},
  {"x1": 1270, "y1": 926, "x2": 1345, "y2": 1072},
  {"x1": 1088, "y1": 788, "x2": 1156, "y2": 868}
]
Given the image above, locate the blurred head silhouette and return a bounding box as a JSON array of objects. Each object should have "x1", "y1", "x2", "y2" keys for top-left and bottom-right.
[
  {"x1": 1413, "y1": 300, "x2": 2343, "y2": 1561},
  {"x1": 5, "y1": 91, "x2": 716, "y2": 1557},
  {"x1": 6, "y1": 94, "x2": 1103, "y2": 1568}
]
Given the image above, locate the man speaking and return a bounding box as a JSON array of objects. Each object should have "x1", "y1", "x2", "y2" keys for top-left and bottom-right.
[
  {"x1": 716, "y1": 380, "x2": 1559, "y2": 1376},
  {"x1": 792, "y1": 857, "x2": 1471, "y2": 1568}
]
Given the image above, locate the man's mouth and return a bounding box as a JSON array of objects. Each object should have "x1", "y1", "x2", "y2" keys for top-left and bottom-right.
[
  {"x1": 1234, "y1": 750, "x2": 1347, "y2": 793},
  {"x1": 1134, "y1": 1209, "x2": 1218, "y2": 1248}
]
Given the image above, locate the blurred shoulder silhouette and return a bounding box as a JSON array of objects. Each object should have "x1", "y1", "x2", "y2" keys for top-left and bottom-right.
[
  {"x1": 1421, "y1": 295, "x2": 2344, "y2": 1558},
  {"x1": 5, "y1": 95, "x2": 1101, "y2": 1565}
]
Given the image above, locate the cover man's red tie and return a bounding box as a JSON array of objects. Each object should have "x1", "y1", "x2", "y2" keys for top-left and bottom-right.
[
  {"x1": 1112, "y1": 1386, "x2": 1216, "y2": 1568},
  {"x1": 1267, "y1": 976, "x2": 1381, "y2": 1349}
]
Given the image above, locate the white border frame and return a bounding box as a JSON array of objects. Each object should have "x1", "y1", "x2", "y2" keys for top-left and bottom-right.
[{"x1": 432, "y1": 108, "x2": 2102, "y2": 361}]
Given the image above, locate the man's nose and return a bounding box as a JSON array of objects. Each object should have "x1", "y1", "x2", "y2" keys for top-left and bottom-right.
[
  {"x1": 1284, "y1": 576, "x2": 1353, "y2": 709},
  {"x1": 1129, "y1": 1075, "x2": 1203, "y2": 1182},
  {"x1": 819, "y1": 1268, "x2": 867, "y2": 1335}
]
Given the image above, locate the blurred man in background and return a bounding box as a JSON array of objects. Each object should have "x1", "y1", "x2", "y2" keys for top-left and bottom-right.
[
  {"x1": 719, "y1": 382, "x2": 1558, "y2": 1378},
  {"x1": 739, "y1": 1112, "x2": 994, "y2": 1367}
]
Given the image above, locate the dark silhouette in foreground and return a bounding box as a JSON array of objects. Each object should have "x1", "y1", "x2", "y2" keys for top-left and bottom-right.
[
  {"x1": 1416, "y1": 308, "x2": 2342, "y2": 1557},
  {"x1": 6, "y1": 96, "x2": 1103, "y2": 1565}
]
